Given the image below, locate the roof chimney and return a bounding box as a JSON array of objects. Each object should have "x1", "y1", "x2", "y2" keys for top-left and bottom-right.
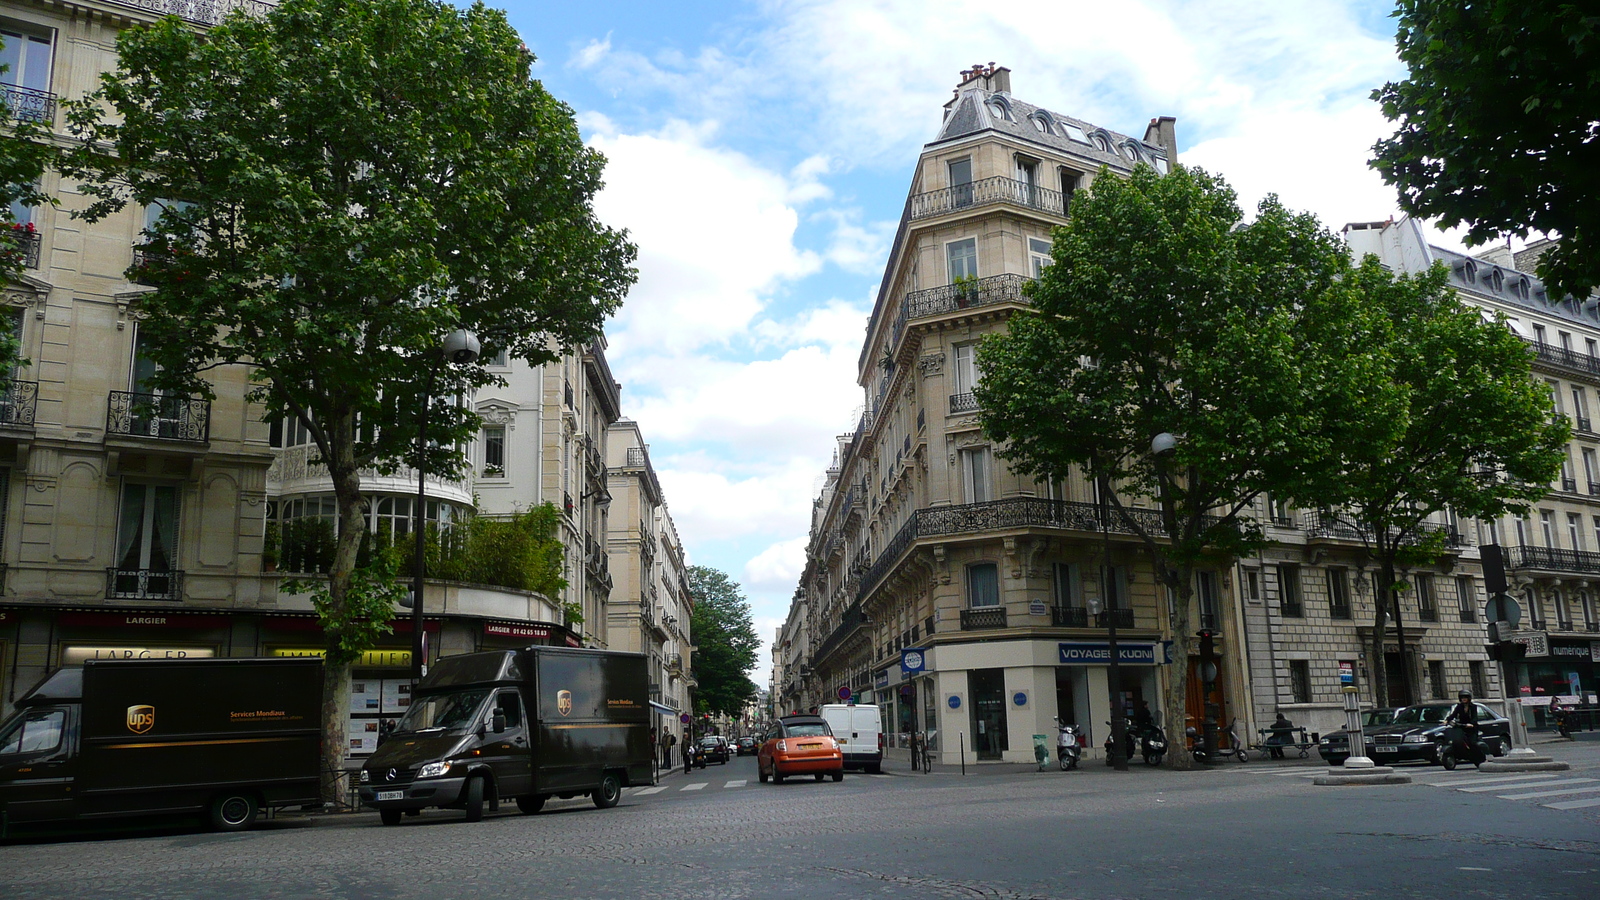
[
  {"x1": 1143, "y1": 116, "x2": 1178, "y2": 163},
  {"x1": 956, "y1": 63, "x2": 1011, "y2": 95}
]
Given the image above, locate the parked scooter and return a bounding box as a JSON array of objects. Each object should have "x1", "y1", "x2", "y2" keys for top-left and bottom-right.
[
  {"x1": 1139, "y1": 723, "x2": 1167, "y2": 767},
  {"x1": 1552, "y1": 704, "x2": 1575, "y2": 739},
  {"x1": 1055, "y1": 718, "x2": 1082, "y2": 771},
  {"x1": 1104, "y1": 719, "x2": 1136, "y2": 766}
]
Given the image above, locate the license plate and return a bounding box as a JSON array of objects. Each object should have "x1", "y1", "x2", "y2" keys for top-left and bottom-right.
[
  {"x1": 800, "y1": 743, "x2": 821, "y2": 749},
  {"x1": 376, "y1": 790, "x2": 404, "y2": 801},
  {"x1": 1373, "y1": 747, "x2": 1395, "y2": 753}
]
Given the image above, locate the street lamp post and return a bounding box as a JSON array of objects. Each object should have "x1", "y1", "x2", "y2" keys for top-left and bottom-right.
[
  {"x1": 1097, "y1": 471, "x2": 1129, "y2": 772},
  {"x1": 409, "y1": 329, "x2": 480, "y2": 682}
]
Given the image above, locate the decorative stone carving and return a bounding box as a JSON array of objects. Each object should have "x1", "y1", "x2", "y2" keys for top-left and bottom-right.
[
  {"x1": 918, "y1": 354, "x2": 944, "y2": 375},
  {"x1": 478, "y1": 402, "x2": 517, "y2": 426}
]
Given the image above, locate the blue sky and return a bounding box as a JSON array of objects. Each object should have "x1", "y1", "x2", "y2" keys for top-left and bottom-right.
[{"x1": 493, "y1": 0, "x2": 1453, "y2": 682}]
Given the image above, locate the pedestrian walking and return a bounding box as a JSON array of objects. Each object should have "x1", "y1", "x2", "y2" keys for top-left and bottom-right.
[{"x1": 682, "y1": 735, "x2": 694, "y2": 774}]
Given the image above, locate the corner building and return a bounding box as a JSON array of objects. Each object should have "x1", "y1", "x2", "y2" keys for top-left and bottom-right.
[{"x1": 792, "y1": 67, "x2": 1222, "y2": 764}]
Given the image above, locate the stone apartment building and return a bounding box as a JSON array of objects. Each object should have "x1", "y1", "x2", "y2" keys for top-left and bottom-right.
[
  {"x1": 789, "y1": 66, "x2": 1209, "y2": 764},
  {"x1": 603, "y1": 420, "x2": 694, "y2": 745},
  {"x1": 0, "y1": 2, "x2": 680, "y2": 753}
]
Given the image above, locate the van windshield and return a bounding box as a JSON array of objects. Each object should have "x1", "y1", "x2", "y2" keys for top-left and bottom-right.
[
  {"x1": 395, "y1": 690, "x2": 489, "y2": 734},
  {"x1": 0, "y1": 708, "x2": 65, "y2": 755}
]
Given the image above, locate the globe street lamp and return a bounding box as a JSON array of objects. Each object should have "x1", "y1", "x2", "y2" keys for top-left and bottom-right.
[{"x1": 409, "y1": 328, "x2": 479, "y2": 681}]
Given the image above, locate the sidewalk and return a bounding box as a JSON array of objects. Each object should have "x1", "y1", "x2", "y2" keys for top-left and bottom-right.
[{"x1": 875, "y1": 745, "x2": 1329, "y2": 776}]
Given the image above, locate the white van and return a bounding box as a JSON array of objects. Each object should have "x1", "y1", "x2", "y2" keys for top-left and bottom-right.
[{"x1": 819, "y1": 703, "x2": 884, "y2": 773}]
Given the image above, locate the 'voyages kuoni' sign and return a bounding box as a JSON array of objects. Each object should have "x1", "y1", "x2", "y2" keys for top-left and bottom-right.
[{"x1": 1058, "y1": 642, "x2": 1162, "y2": 666}]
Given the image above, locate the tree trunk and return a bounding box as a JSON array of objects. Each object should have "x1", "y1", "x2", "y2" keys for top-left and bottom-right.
[
  {"x1": 1369, "y1": 565, "x2": 1393, "y2": 709},
  {"x1": 1163, "y1": 568, "x2": 1196, "y2": 770},
  {"x1": 319, "y1": 408, "x2": 369, "y2": 805}
]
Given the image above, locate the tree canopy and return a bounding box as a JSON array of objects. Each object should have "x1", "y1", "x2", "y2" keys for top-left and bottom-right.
[
  {"x1": 0, "y1": 37, "x2": 57, "y2": 371},
  {"x1": 64, "y1": 0, "x2": 635, "y2": 791},
  {"x1": 1372, "y1": 1, "x2": 1600, "y2": 298},
  {"x1": 688, "y1": 566, "x2": 761, "y2": 717},
  {"x1": 976, "y1": 164, "x2": 1381, "y2": 765},
  {"x1": 1302, "y1": 256, "x2": 1567, "y2": 705}
]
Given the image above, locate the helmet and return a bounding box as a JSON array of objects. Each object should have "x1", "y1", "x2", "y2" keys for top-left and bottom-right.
[{"x1": 1458, "y1": 690, "x2": 1472, "y2": 701}]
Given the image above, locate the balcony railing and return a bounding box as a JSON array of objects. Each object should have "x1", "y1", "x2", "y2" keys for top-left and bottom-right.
[
  {"x1": 1504, "y1": 544, "x2": 1600, "y2": 575},
  {"x1": 0, "y1": 379, "x2": 39, "y2": 428},
  {"x1": 812, "y1": 600, "x2": 865, "y2": 665},
  {"x1": 1418, "y1": 606, "x2": 1438, "y2": 623},
  {"x1": 908, "y1": 176, "x2": 1066, "y2": 221},
  {"x1": 1578, "y1": 417, "x2": 1592, "y2": 433},
  {"x1": 1587, "y1": 621, "x2": 1600, "y2": 633},
  {"x1": 960, "y1": 607, "x2": 1008, "y2": 630},
  {"x1": 1304, "y1": 512, "x2": 1465, "y2": 548},
  {"x1": 2, "y1": 227, "x2": 41, "y2": 269},
  {"x1": 1, "y1": 83, "x2": 56, "y2": 123},
  {"x1": 1459, "y1": 608, "x2": 1477, "y2": 624},
  {"x1": 1563, "y1": 477, "x2": 1579, "y2": 492},
  {"x1": 626, "y1": 447, "x2": 648, "y2": 467},
  {"x1": 1281, "y1": 600, "x2": 1304, "y2": 617},
  {"x1": 1051, "y1": 606, "x2": 1088, "y2": 627},
  {"x1": 1532, "y1": 341, "x2": 1600, "y2": 378},
  {"x1": 104, "y1": 0, "x2": 275, "y2": 27},
  {"x1": 107, "y1": 567, "x2": 183, "y2": 601},
  {"x1": 949, "y1": 392, "x2": 978, "y2": 414},
  {"x1": 1097, "y1": 609, "x2": 1135, "y2": 629},
  {"x1": 859, "y1": 497, "x2": 1201, "y2": 602},
  {"x1": 890, "y1": 273, "x2": 1031, "y2": 354},
  {"x1": 106, "y1": 391, "x2": 211, "y2": 443}
]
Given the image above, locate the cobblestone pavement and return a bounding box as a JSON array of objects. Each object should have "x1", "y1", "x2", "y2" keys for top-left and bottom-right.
[{"x1": 3, "y1": 748, "x2": 1599, "y2": 899}]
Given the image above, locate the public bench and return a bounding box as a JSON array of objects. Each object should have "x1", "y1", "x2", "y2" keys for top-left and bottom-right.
[{"x1": 1251, "y1": 727, "x2": 1314, "y2": 759}]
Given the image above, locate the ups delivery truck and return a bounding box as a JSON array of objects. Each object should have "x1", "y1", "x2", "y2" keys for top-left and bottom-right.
[
  {"x1": 360, "y1": 646, "x2": 651, "y2": 824},
  {"x1": 0, "y1": 657, "x2": 322, "y2": 835}
]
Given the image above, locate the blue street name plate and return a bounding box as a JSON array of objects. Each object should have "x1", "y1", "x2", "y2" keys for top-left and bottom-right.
[{"x1": 1058, "y1": 642, "x2": 1159, "y2": 665}]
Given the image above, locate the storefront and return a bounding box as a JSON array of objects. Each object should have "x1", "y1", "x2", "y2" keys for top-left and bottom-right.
[
  {"x1": 478, "y1": 620, "x2": 582, "y2": 651},
  {"x1": 1515, "y1": 636, "x2": 1600, "y2": 728}
]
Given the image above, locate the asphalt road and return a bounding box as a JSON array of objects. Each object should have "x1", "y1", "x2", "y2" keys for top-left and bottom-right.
[{"x1": 3, "y1": 745, "x2": 1599, "y2": 899}]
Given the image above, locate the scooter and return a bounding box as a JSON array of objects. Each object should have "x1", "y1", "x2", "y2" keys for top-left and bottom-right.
[
  {"x1": 1552, "y1": 704, "x2": 1575, "y2": 739},
  {"x1": 1104, "y1": 719, "x2": 1136, "y2": 766},
  {"x1": 1140, "y1": 724, "x2": 1167, "y2": 767},
  {"x1": 1434, "y1": 725, "x2": 1488, "y2": 770},
  {"x1": 1055, "y1": 718, "x2": 1082, "y2": 771}
]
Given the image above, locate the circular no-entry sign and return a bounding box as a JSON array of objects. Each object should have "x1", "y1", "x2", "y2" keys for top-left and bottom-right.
[
  {"x1": 679, "y1": 713, "x2": 691, "y2": 724},
  {"x1": 837, "y1": 686, "x2": 852, "y2": 701}
]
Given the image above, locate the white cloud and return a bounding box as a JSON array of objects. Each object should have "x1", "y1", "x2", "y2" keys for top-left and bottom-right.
[
  {"x1": 655, "y1": 459, "x2": 822, "y2": 544},
  {"x1": 744, "y1": 536, "x2": 810, "y2": 593},
  {"x1": 572, "y1": 35, "x2": 612, "y2": 70}
]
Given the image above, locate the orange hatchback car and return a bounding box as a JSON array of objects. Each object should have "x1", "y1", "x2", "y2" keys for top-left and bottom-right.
[{"x1": 758, "y1": 714, "x2": 844, "y2": 784}]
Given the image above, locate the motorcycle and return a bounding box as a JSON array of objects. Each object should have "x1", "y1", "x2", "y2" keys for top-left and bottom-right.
[
  {"x1": 1552, "y1": 704, "x2": 1575, "y2": 740},
  {"x1": 1434, "y1": 725, "x2": 1487, "y2": 770},
  {"x1": 1054, "y1": 718, "x2": 1082, "y2": 771},
  {"x1": 1104, "y1": 719, "x2": 1137, "y2": 766},
  {"x1": 1139, "y1": 723, "x2": 1167, "y2": 767}
]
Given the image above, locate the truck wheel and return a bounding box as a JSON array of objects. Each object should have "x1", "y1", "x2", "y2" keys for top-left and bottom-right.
[
  {"x1": 516, "y1": 795, "x2": 545, "y2": 815},
  {"x1": 462, "y1": 776, "x2": 485, "y2": 822},
  {"x1": 592, "y1": 772, "x2": 622, "y2": 810},
  {"x1": 379, "y1": 808, "x2": 403, "y2": 827},
  {"x1": 209, "y1": 793, "x2": 258, "y2": 832}
]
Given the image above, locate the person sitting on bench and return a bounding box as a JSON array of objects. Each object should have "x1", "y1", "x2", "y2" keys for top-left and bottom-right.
[{"x1": 1266, "y1": 713, "x2": 1296, "y2": 759}]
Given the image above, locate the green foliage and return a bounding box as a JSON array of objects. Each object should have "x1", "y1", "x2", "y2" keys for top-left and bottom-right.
[
  {"x1": 285, "y1": 550, "x2": 406, "y2": 666},
  {"x1": 279, "y1": 517, "x2": 336, "y2": 574},
  {"x1": 366, "y1": 503, "x2": 568, "y2": 599},
  {"x1": 261, "y1": 520, "x2": 280, "y2": 568},
  {"x1": 0, "y1": 35, "x2": 57, "y2": 374},
  {"x1": 1372, "y1": 1, "x2": 1600, "y2": 298},
  {"x1": 688, "y1": 566, "x2": 761, "y2": 717}
]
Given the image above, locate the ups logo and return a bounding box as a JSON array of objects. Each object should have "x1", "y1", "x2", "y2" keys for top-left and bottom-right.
[
  {"x1": 126, "y1": 705, "x2": 155, "y2": 735},
  {"x1": 556, "y1": 690, "x2": 572, "y2": 717}
]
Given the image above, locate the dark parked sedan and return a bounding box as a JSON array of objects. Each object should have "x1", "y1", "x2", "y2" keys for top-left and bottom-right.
[
  {"x1": 699, "y1": 736, "x2": 730, "y2": 765},
  {"x1": 1318, "y1": 702, "x2": 1511, "y2": 766},
  {"x1": 736, "y1": 736, "x2": 757, "y2": 756}
]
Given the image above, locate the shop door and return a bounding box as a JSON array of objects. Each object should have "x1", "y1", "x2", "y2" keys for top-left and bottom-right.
[{"x1": 969, "y1": 669, "x2": 1008, "y2": 760}]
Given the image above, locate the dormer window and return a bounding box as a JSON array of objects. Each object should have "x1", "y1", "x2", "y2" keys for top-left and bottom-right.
[
  {"x1": 1488, "y1": 267, "x2": 1505, "y2": 293},
  {"x1": 986, "y1": 97, "x2": 1013, "y2": 122},
  {"x1": 1454, "y1": 258, "x2": 1478, "y2": 284},
  {"x1": 1031, "y1": 115, "x2": 1049, "y2": 133},
  {"x1": 1513, "y1": 277, "x2": 1531, "y2": 301}
]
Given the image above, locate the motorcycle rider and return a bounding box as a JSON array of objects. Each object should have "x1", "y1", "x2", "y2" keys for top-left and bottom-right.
[{"x1": 1443, "y1": 690, "x2": 1486, "y2": 766}]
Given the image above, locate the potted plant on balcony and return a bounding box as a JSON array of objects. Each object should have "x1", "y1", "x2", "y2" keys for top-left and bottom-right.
[{"x1": 952, "y1": 274, "x2": 979, "y2": 308}]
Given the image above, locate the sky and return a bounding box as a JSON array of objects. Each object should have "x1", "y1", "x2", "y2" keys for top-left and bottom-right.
[{"x1": 495, "y1": 0, "x2": 1466, "y2": 685}]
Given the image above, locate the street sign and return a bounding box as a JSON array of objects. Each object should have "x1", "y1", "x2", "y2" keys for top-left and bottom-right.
[
  {"x1": 901, "y1": 648, "x2": 926, "y2": 672},
  {"x1": 837, "y1": 686, "x2": 851, "y2": 701},
  {"x1": 1511, "y1": 631, "x2": 1550, "y2": 658},
  {"x1": 1485, "y1": 593, "x2": 1521, "y2": 628},
  {"x1": 1339, "y1": 661, "x2": 1355, "y2": 693},
  {"x1": 679, "y1": 713, "x2": 691, "y2": 724}
]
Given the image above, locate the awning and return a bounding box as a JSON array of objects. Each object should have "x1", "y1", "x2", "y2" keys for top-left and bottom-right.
[{"x1": 649, "y1": 701, "x2": 678, "y2": 716}]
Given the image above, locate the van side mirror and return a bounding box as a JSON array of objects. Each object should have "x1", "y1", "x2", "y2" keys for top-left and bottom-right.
[{"x1": 492, "y1": 712, "x2": 506, "y2": 734}]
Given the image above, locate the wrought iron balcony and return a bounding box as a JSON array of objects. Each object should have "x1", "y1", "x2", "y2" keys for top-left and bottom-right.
[
  {"x1": 1563, "y1": 477, "x2": 1579, "y2": 492},
  {"x1": 1418, "y1": 606, "x2": 1438, "y2": 623},
  {"x1": 1587, "y1": 621, "x2": 1600, "y2": 633},
  {"x1": 960, "y1": 607, "x2": 1008, "y2": 630},
  {"x1": 1052, "y1": 606, "x2": 1088, "y2": 627},
  {"x1": 107, "y1": 567, "x2": 183, "y2": 601},
  {"x1": 0, "y1": 379, "x2": 38, "y2": 428},
  {"x1": 1281, "y1": 600, "x2": 1304, "y2": 617},
  {"x1": 1578, "y1": 417, "x2": 1592, "y2": 433},
  {"x1": 890, "y1": 273, "x2": 1032, "y2": 354},
  {"x1": 106, "y1": 391, "x2": 210, "y2": 443},
  {"x1": 1304, "y1": 512, "x2": 1465, "y2": 548},
  {"x1": 949, "y1": 391, "x2": 978, "y2": 414},
  {"x1": 1330, "y1": 603, "x2": 1353, "y2": 620},
  {"x1": 1458, "y1": 608, "x2": 1477, "y2": 624},
  {"x1": 104, "y1": 0, "x2": 276, "y2": 26},
  {"x1": 1531, "y1": 341, "x2": 1600, "y2": 378},
  {"x1": 1, "y1": 83, "x2": 56, "y2": 123},
  {"x1": 2, "y1": 227, "x2": 41, "y2": 269},
  {"x1": 626, "y1": 447, "x2": 648, "y2": 467},
  {"x1": 908, "y1": 176, "x2": 1066, "y2": 221},
  {"x1": 1503, "y1": 544, "x2": 1600, "y2": 575},
  {"x1": 1198, "y1": 611, "x2": 1219, "y2": 631},
  {"x1": 1097, "y1": 609, "x2": 1135, "y2": 629}
]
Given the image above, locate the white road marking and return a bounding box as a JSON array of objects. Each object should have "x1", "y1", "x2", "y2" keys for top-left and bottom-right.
[
  {"x1": 1419, "y1": 773, "x2": 1561, "y2": 788},
  {"x1": 1544, "y1": 797, "x2": 1600, "y2": 810},
  {"x1": 679, "y1": 782, "x2": 707, "y2": 791},
  {"x1": 631, "y1": 786, "x2": 668, "y2": 796},
  {"x1": 1457, "y1": 778, "x2": 1583, "y2": 793},
  {"x1": 724, "y1": 780, "x2": 747, "y2": 788},
  {"x1": 1498, "y1": 785, "x2": 1600, "y2": 800}
]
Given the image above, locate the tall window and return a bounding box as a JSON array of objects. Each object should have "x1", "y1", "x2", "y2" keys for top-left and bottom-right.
[
  {"x1": 1015, "y1": 156, "x2": 1039, "y2": 206},
  {"x1": 1555, "y1": 590, "x2": 1573, "y2": 630},
  {"x1": 1540, "y1": 510, "x2": 1556, "y2": 547},
  {"x1": 1028, "y1": 237, "x2": 1052, "y2": 278},
  {"x1": 1416, "y1": 575, "x2": 1437, "y2": 622},
  {"x1": 481, "y1": 425, "x2": 506, "y2": 476},
  {"x1": 1058, "y1": 166, "x2": 1082, "y2": 206},
  {"x1": 967, "y1": 562, "x2": 999, "y2": 607},
  {"x1": 948, "y1": 158, "x2": 973, "y2": 208},
  {"x1": 1052, "y1": 562, "x2": 1079, "y2": 609},
  {"x1": 1456, "y1": 576, "x2": 1477, "y2": 623},
  {"x1": 1289, "y1": 660, "x2": 1311, "y2": 704},
  {"x1": 0, "y1": 29, "x2": 53, "y2": 100},
  {"x1": 1572, "y1": 386, "x2": 1590, "y2": 428},
  {"x1": 1569, "y1": 513, "x2": 1585, "y2": 550},
  {"x1": 1278, "y1": 563, "x2": 1303, "y2": 617},
  {"x1": 953, "y1": 343, "x2": 978, "y2": 394},
  {"x1": 1241, "y1": 568, "x2": 1261, "y2": 604},
  {"x1": 1469, "y1": 661, "x2": 1486, "y2": 699},
  {"x1": 960, "y1": 446, "x2": 992, "y2": 503},
  {"x1": 1428, "y1": 661, "x2": 1446, "y2": 700},
  {"x1": 947, "y1": 238, "x2": 978, "y2": 283},
  {"x1": 1328, "y1": 568, "x2": 1352, "y2": 619},
  {"x1": 1585, "y1": 448, "x2": 1599, "y2": 494},
  {"x1": 115, "y1": 482, "x2": 178, "y2": 588},
  {"x1": 1197, "y1": 571, "x2": 1220, "y2": 630}
]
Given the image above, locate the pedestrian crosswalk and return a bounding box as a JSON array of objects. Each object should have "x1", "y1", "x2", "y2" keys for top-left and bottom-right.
[
  {"x1": 622, "y1": 771, "x2": 883, "y2": 800},
  {"x1": 1238, "y1": 764, "x2": 1600, "y2": 812}
]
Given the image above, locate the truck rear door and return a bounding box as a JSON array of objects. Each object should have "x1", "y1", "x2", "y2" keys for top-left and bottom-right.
[{"x1": 0, "y1": 705, "x2": 77, "y2": 823}]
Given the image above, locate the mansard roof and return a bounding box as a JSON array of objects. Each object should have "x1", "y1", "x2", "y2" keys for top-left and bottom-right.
[{"x1": 932, "y1": 88, "x2": 1169, "y2": 174}]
